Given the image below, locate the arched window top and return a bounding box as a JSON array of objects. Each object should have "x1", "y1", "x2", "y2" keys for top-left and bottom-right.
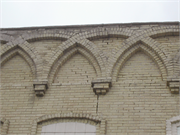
[
  {"x1": 31, "y1": 113, "x2": 106, "y2": 135},
  {"x1": 41, "y1": 122, "x2": 96, "y2": 135}
]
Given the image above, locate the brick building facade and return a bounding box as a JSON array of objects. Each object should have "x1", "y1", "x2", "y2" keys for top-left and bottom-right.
[{"x1": 0, "y1": 22, "x2": 180, "y2": 135}]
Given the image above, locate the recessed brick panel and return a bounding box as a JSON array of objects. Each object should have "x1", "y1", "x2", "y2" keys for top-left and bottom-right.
[{"x1": 54, "y1": 53, "x2": 97, "y2": 84}]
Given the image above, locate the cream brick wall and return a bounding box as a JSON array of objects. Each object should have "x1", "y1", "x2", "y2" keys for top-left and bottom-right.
[
  {"x1": 99, "y1": 51, "x2": 179, "y2": 135},
  {"x1": 152, "y1": 35, "x2": 179, "y2": 58},
  {"x1": 29, "y1": 40, "x2": 63, "y2": 66},
  {"x1": 54, "y1": 53, "x2": 97, "y2": 83},
  {"x1": 1, "y1": 55, "x2": 33, "y2": 135},
  {"x1": 92, "y1": 37, "x2": 127, "y2": 64},
  {"x1": 0, "y1": 22, "x2": 179, "y2": 135},
  {"x1": 118, "y1": 51, "x2": 162, "y2": 82}
]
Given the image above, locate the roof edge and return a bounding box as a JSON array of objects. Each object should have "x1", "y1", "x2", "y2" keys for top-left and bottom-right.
[{"x1": 0, "y1": 21, "x2": 179, "y2": 31}]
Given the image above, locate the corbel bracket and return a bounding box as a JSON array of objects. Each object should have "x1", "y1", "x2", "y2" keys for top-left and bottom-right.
[
  {"x1": 91, "y1": 78, "x2": 112, "y2": 95},
  {"x1": 33, "y1": 81, "x2": 48, "y2": 97},
  {"x1": 167, "y1": 79, "x2": 179, "y2": 94}
]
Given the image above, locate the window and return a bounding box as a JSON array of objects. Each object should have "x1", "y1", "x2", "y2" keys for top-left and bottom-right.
[
  {"x1": 41, "y1": 122, "x2": 96, "y2": 135},
  {"x1": 30, "y1": 113, "x2": 105, "y2": 135},
  {"x1": 177, "y1": 126, "x2": 180, "y2": 135},
  {"x1": 166, "y1": 115, "x2": 180, "y2": 135}
]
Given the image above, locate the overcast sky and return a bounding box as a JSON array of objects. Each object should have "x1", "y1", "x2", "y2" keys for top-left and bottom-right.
[{"x1": 0, "y1": 0, "x2": 179, "y2": 28}]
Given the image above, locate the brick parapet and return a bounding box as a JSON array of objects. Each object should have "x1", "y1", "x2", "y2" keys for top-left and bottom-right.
[
  {"x1": 1, "y1": 23, "x2": 179, "y2": 94},
  {"x1": 1, "y1": 24, "x2": 179, "y2": 80}
]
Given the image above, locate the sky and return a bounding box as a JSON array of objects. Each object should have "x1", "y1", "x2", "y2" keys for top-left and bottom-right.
[{"x1": 0, "y1": 0, "x2": 180, "y2": 28}]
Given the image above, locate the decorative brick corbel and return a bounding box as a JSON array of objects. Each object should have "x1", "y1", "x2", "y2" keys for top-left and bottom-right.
[
  {"x1": 33, "y1": 81, "x2": 48, "y2": 97},
  {"x1": 91, "y1": 78, "x2": 112, "y2": 95},
  {"x1": 167, "y1": 78, "x2": 179, "y2": 94}
]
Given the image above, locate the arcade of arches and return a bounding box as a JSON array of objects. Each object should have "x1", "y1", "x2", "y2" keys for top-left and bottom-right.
[{"x1": 0, "y1": 22, "x2": 180, "y2": 135}]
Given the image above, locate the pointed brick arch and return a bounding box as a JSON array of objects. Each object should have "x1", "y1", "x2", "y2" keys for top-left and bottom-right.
[
  {"x1": 74, "y1": 25, "x2": 177, "y2": 78},
  {"x1": 144, "y1": 25, "x2": 179, "y2": 77},
  {"x1": 30, "y1": 112, "x2": 106, "y2": 135},
  {"x1": 47, "y1": 38, "x2": 106, "y2": 82},
  {"x1": 108, "y1": 36, "x2": 170, "y2": 78},
  {"x1": 112, "y1": 43, "x2": 167, "y2": 81},
  {"x1": 47, "y1": 27, "x2": 133, "y2": 80},
  {"x1": 144, "y1": 25, "x2": 179, "y2": 78},
  {"x1": 1, "y1": 47, "x2": 37, "y2": 78},
  {"x1": 1, "y1": 41, "x2": 38, "y2": 69},
  {"x1": 49, "y1": 47, "x2": 101, "y2": 83},
  {"x1": 1, "y1": 30, "x2": 74, "y2": 81},
  {"x1": 1, "y1": 35, "x2": 32, "y2": 56},
  {"x1": 1, "y1": 41, "x2": 48, "y2": 80}
]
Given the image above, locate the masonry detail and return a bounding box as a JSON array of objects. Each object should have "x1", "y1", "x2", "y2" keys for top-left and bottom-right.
[
  {"x1": 0, "y1": 22, "x2": 179, "y2": 135},
  {"x1": 33, "y1": 81, "x2": 49, "y2": 96},
  {"x1": 91, "y1": 78, "x2": 112, "y2": 95}
]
